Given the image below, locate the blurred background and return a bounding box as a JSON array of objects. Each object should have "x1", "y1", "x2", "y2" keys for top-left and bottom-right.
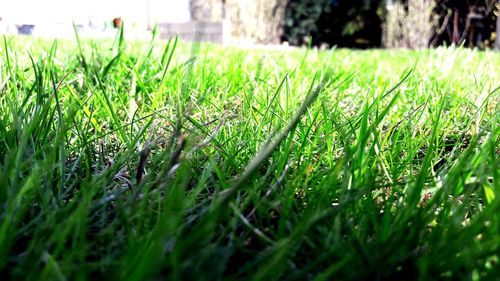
[{"x1": 1, "y1": 0, "x2": 499, "y2": 49}]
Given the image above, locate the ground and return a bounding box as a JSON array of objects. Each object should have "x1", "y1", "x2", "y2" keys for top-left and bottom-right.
[{"x1": 0, "y1": 34, "x2": 499, "y2": 280}]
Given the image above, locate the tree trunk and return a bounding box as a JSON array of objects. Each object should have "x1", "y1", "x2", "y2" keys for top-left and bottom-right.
[
  {"x1": 190, "y1": 0, "x2": 288, "y2": 44},
  {"x1": 383, "y1": 0, "x2": 434, "y2": 48},
  {"x1": 190, "y1": 0, "x2": 224, "y2": 21}
]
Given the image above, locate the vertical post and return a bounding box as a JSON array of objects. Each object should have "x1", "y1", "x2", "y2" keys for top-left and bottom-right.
[
  {"x1": 222, "y1": 0, "x2": 226, "y2": 19},
  {"x1": 496, "y1": 0, "x2": 500, "y2": 49},
  {"x1": 452, "y1": 8, "x2": 460, "y2": 44},
  {"x1": 146, "y1": 0, "x2": 151, "y2": 30}
]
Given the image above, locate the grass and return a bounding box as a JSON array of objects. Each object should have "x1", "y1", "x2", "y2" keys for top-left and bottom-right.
[{"x1": 0, "y1": 30, "x2": 499, "y2": 280}]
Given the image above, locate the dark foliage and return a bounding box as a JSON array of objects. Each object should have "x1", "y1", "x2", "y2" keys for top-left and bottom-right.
[
  {"x1": 282, "y1": 0, "x2": 384, "y2": 48},
  {"x1": 431, "y1": 0, "x2": 499, "y2": 48},
  {"x1": 282, "y1": 0, "x2": 500, "y2": 49}
]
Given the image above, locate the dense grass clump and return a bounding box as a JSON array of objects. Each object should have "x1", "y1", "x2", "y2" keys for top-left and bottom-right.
[{"x1": 0, "y1": 32, "x2": 499, "y2": 280}]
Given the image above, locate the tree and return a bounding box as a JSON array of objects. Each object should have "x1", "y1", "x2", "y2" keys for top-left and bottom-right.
[
  {"x1": 190, "y1": 0, "x2": 224, "y2": 21},
  {"x1": 431, "y1": 0, "x2": 499, "y2": 48},
  {"x1": 282, "y1": 0, "x2": 384, "y2": 48},
  {"x1": 190, "y1": 0, "x2": 289, "y2": 44},
  {"x1": 383, "y1": 0, "x2": 434, "y2": 48}
]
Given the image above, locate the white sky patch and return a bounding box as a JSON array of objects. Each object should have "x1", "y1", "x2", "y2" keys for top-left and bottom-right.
[{"x1": 0, "y1": 0, "x2": 191, "y2": 26}]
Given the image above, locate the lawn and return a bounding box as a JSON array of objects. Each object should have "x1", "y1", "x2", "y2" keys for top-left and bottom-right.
[{"x1": 0, "y1": 32, "x2": 499, "y2": 280}]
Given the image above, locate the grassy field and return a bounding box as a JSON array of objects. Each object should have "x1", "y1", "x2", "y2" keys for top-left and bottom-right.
[{"x1": 0, "y1": 31, "x2": 499, "y2": 280}]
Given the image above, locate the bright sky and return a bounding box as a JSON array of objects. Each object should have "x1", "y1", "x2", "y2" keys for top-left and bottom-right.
[{"x1": 0, "y1": 0, "x2": 191, "y2": 25}]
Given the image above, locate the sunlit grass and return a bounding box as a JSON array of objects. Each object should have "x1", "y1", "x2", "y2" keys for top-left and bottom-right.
[{"x1": 0, "y1": 32, "x2": 499, "y2": 280}]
